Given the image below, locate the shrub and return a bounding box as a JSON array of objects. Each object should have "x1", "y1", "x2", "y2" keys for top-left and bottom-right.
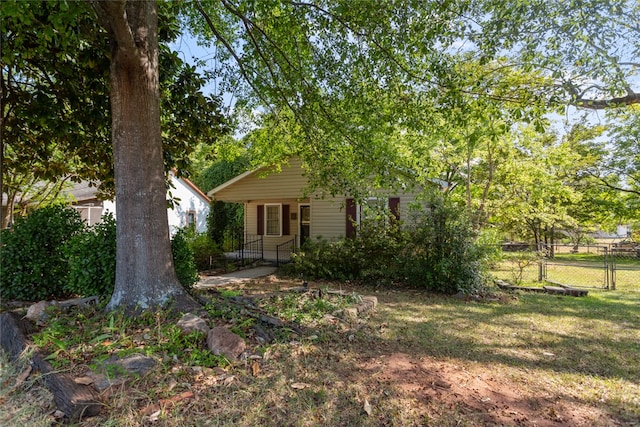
[
  {"x1": 287, "y1": 195, "x2": 489, "y2": 294},
  {"x1": 0, "y1": 205, "x2": 86, "y2": 301},
  {"x1": 0, "y1": 208, "x2": 204, "y2": 302},
  {"x1": 64, "y1": 213, "x2": 116, "y2": 298},
  {"x1": 182, "y1": 228, "x2": 221, "y2": 271},
  {"x1": 171, "y1": 228, "x2": 200, "y2": 290},
  {"x1": 400, "y1": 198, "x2": 488, "y2": 294},
  {"x1": 287, "y1": 218, "x2": 404, "y2": 283}
]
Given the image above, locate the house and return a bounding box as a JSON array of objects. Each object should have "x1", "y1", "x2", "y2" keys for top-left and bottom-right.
[
  {"x1": 68, "y1": 171, "x2": 210, "y2": 234},
  {"x1": 207, "y1": 157, "x2": 421, "y2": 258}
]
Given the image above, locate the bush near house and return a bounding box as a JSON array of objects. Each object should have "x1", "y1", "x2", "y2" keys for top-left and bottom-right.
[
  {"x1": 182, "y1": 227, "x2": 223, "y2": 271},
  {"x1": 64, "y1": 214, "x2": 117, "y2": 298},
  {"x1": 287, "y1": 197, "x2": 490, "y2": 295},
  {"x1": 171, "y1": 228, "x2": 200, "y2": 291},
  {"x1": 0, "y1": 207, "x2": 200, "y2": 302},
  {"x1": 0, "y1": 205, "x2": 86, "y2": 301}
]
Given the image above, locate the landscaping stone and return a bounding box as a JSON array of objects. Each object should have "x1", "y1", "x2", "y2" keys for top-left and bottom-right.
[
  {"x1": 207, "y1": 326, "x2": 246, "y2": 361},
  {"x1": 24, "y1": 300, "x2": 54, "y2": 325},
  {"x1": 88, "y1": 353, "x2": 157, "y2": 392},
  {"x1": 356, "y1": 296, "x2": 378, "y2": 313},
  {"x1": 177, "y1": 313, "x2": 210, "y2": 334}
]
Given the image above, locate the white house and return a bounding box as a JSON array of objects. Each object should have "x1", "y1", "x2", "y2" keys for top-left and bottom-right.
[{"x1": 68, "y1": 172, "x2": 210, "y2": 234}]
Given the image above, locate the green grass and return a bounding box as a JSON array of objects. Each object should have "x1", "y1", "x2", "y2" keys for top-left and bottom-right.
[
  {"x1": 491, "y1": 256, "x2": 639, "y2": 290},
  {"x1": 377, "y1": 287, "x2": 640, "y2": 424},
  {"x1": 3, "y1": 279, "x2": 639, "y2": 426}
]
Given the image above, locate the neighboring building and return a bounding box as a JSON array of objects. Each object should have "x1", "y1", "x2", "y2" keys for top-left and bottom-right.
[
  {"x1": 67, "y1": 181, "x2": 116, "y2": 226},
  {"x1": 68, "y1": 172, "x2": 210, "y2": 234},
  {"x1": 207, "y1": 157, "x2": 422, "y2": 253},
  {"x1": 590, "y1": 225, "x2": 633, "y2": 240}
]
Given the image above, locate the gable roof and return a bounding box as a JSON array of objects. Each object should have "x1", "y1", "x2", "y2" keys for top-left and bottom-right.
[
  {"x1": 169, "y1": 171, "x2": 211, "y2": 204},
  {"x1": 207, "y1": 168, "x2": 260, "y2": 198},
  {"x1": 207, "y1": 158, "x2": 309, "y2": 203}
]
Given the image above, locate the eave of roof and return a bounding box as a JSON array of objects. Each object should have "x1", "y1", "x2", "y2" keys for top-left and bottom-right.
[{"x1": 169, "y1": 170, "x2": 211, "y2": 203}]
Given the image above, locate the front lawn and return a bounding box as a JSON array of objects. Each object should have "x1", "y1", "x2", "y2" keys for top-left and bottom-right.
[{"x1": 1, "y1": 278, "x2": 638, "y2": 426}]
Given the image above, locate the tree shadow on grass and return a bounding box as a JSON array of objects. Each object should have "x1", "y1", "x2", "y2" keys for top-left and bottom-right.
[{"x1": 359, "y1": 288, "x2": 640, "y2": 424}]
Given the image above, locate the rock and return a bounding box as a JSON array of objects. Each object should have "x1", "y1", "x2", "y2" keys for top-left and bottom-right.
[
  {"x1": 24, "y1": 301, "x2": 54, "y2": 324},
  {"x1": 89, "y1": 353, "x2": 157, "y2": 392},
  {"x1": 357, "y1": 296, "x2": 377, "y2": 313},
  {"x1": 207, "y1": 326, "x2": 246, "y2": 361},
  {"x1": 109, "y1": 353, "x2": 157, "y2": 376},
  {"x1": 343, "y1": 307, "x2": 358, "y2": 320},
  {"x1": 177, "y1": 313, "x2": 210, "y2": 334}
]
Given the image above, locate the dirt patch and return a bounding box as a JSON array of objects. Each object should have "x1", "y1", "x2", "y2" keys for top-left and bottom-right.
[{"x1": 355, "y1": 353, "x2": 570, "y2": 426}]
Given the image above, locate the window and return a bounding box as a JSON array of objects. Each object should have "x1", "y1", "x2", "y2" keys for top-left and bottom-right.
[
  {"x1": 265, "y1": 204, "x2": 281, "y2": 236},
  {"x1": 346, "y1": 197, "x2": 400, "y2": 237},
  {"x1": 358, "y1": 198, "x2": 388, "y2": 224},
  {"x1": 186, "y1": 210, "x2": 196, "y2": 229}
]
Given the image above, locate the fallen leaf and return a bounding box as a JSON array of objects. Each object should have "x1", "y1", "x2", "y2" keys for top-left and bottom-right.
[
  {"x1": 291, "y1": 382, "x2": 310, "y2": 390},
  {"x1": 15, "y1": 365, "x2": 32, "y2": 387},
  {"x1": 363, "y1": 399, "x2": 372, "y2": 416},
  {"x1": 148, "y1": 410, "x2": 161, "y2": 422},
  {"x1": 140, "y1": 391, "x2": 195, "y2": 416},
  {"x1": 251, "y1": 361, "x2": 260, "y2": 376},
  {"x1": 74, "y1": 376, "x2": 94, "y2": 386}
]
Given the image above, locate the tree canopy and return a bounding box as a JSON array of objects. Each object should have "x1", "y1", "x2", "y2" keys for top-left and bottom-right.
[
  {"x1": 2, "y1": 0, "x2": 639, "y2": 311},
  {"x1": 1, "y1": 0, "x2": 228, "y2": 226}
]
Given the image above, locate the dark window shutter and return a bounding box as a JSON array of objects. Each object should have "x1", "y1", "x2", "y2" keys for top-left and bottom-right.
[
  {"x1": 346, "y1": 198, "x2": 357, "y2": 238},
  {"x1": 282, "y1": 204, "x2": 290, "y2": 235},
  {"x1": 257, "y1": 205, "x2": 264, "y2": 235},
  {"x1": 389, "y1": 197, "x2": 400, "y2": 222}
]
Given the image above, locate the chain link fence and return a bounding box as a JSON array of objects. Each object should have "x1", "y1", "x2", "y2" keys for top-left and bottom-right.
[{"x1": 489, "y1": 243, "x2": 640, "y2": 291}]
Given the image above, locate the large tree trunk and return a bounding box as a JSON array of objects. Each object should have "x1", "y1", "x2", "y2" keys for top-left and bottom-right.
[{"x1": 92, "y1": 0, "x2": 197, "y2": 313}]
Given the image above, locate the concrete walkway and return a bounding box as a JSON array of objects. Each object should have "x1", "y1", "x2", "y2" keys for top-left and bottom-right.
[{"x1": 194, "y1": 266, "x2": 278, "y2": 289}]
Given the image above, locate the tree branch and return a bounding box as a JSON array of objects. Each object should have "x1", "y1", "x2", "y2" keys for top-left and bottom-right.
[
  {"x1": 576, "y1": 91, "x2": 640, "y2": 109},
  {"x1": 90, "y1": 0, "x2": 136, "y2": 55},
  {"x1": 193, "y1": 0, "x2": 273, "y2": 110}
]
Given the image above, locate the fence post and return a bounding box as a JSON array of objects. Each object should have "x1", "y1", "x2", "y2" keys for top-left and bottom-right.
[
  {"x1": 538, "y1": 259, "x2": 544, "y2": 282},
  {"x1": 609, "y1": 248, "x2": 616, "y2": 290}
]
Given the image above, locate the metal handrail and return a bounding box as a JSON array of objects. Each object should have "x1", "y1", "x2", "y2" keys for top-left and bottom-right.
[
  {"x1": 276, "y1": 238, "x2": 296, "y2": 267},
  {"x1": 236, "y1": 234, "x2": 263, "y2": 266}
]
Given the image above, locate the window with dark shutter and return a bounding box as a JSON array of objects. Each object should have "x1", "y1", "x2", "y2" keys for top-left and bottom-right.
[{"x1": 389, "y1": 197, "x2": 400, "y2": 222}]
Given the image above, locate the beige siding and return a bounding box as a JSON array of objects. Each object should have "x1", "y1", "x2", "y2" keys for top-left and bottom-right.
[
  {"x1": 309, "y1": 190, "x2": 424, "y2": 241},
  {"x1": 213, "y1": 158, "x2": 307, "y2": 202},
  {"x1": 214, "y1": 155, "x2": 427, "y2": 248},
  {"x1": 310, "y1": 196, "x2": 347, "y2": 241}
]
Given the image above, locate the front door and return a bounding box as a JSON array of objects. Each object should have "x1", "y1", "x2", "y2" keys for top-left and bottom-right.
[{"x1": 299, "y1": 205, "x2": 311, "y2": 247}]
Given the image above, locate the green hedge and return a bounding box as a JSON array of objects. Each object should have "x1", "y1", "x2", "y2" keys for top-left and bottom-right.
[
  {"x1": 0, "y1": 205, "x2": 86, "y2": 300},
  {"x1": 286, "y1": 197, "x2": 490, "y2": 295},
  {"x1": 1, "y1": 207, "x2": 201, "y2": 302},
  {"x1": 64, "y1": 213, "x2": 116, "y2": 298}
]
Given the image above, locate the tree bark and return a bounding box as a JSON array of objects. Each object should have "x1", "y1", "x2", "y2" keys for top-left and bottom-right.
[{"x1": 91, "y1": 0, "x2": 198, "y2": 313}]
